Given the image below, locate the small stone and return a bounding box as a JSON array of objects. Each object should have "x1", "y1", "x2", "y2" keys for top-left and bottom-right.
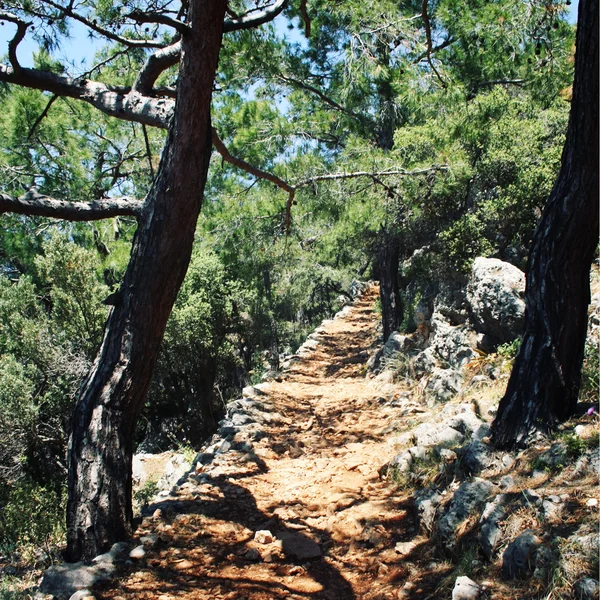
[
  {"x1": 574, "y1": 577, "x2": 600, "y2": 600},
  {"x1": 254, "y1": 530, "x2": 274, "y2": 544},
  {"x1": 129, "y1": 545, "x2": 146, "y2": 560},
  {"x1": 439, "y1": 448, "x2": 457, "y2": 462},
  {"x1": 585, "y1": 498, "x2": 598, "y2": 507},
  {"x1": 452, "y1": 576, "x2": 481, "y2": 600},
  {"x1": 69, "y1": 591, "x2": 95, "y2": 600},
  {"x1": 395, "y1": 541, "x2": 418, "y2": 556},
  {"x1": 152, "y1": 508, "x2": 163, "y2": 520},
  {"x1": 140, "y1": 534, "x2": 159, "y2": 548},
  {"x1": 244, "y1": 548, "x2": 261, "y2": 561}
]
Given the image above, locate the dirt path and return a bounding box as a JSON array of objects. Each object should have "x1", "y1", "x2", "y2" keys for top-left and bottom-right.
[{"x1": 98, "y1": 285, "x2": 421, "y2": 600}]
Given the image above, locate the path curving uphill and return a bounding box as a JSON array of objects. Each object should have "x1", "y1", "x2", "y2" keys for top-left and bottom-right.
[{"x1": 97, "y1": 284, "x2": 419, "y2": 600}]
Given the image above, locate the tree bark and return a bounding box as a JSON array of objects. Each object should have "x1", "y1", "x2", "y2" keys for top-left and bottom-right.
[
  {"x1": 65, "y1": 0, "x2": 228, "y2": 562},
  {"x1": 378, "y1": 231, "x2": 404, "y2": 342},
  {"x1": 0, "y1": 192, "x2": 141, "y2": 220},
  {"x1": 491, "y1": 0, "x2": 599, "y2": 448}
]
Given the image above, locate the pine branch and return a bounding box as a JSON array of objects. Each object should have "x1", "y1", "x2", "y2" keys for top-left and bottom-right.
[
  {"x1": 133, "y1": 41, "x2": 182, "y2": 95},
  {"x1": 299, "y1": 0, "x2": 311, "y2": 37},
  {"x1": 125, "y1": 10, "x2": 191, "y2": 35},
  {"x1": 421, "y1": 0, "x2": 446, "y2": 88},
  {"x1": 211, "y1": 127, "x2": 293, "y2": 193},
  {"x1": 0, "y1": 64, "x2": 175, "y2": 128},
  {"x1": 0, "y1": 190, "x2": 142, "y2": 221},
  {"x1": 223, "y1": 0, "x2": 288, "y2": 32},
  {"x1": 0, "y1": 11, "x2": 31, "y2": 70},
  {"x1": 294, "y1": 166, "x2": 449, "y2": 187},
  {"x1": 40, "y1": 0, "x2": 166, "y2": 48},
  {"x1": 27, "y1": 94, "x2": 58, "y2": 140}
]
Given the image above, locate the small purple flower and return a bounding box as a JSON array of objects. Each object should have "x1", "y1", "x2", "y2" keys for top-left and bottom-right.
[{"x1": 587, "y1": 407, "x2": 596, "y2": 416}]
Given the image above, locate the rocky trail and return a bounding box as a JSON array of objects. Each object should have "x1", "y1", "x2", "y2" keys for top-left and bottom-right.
[
  {"x1": 93, "y1": 285, "x2": 433, "y2": 600},
  {"x1": 37, "y1": 280, "x2": 599, "y2": 600}
]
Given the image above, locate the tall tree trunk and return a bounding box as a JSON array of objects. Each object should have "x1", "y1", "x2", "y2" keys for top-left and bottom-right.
[
  {"x1": 378, "y1": 231, "x2": 404, "y2": 342},
  {"x1": 491, "y1": 0, "x2": 599, "y2": 448},
  {"x1": 66, "y1": 0, "x2": 228, "y2": 562}
]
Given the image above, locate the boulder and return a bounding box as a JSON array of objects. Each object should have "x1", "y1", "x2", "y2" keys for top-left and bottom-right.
[
  {"x1": 438, "y1": 479, "x2": 496, "y2": 547},
  {"x1": 433, "y1": 278, "x2": 470, "y2": 325},
  {"x1": 39, "y1": 561, "x2": 116, "y2": 600},
  {"x1": 409, "y1": 422, "x2": 465, "y2": 448},
  {"x1": 501, "y1": 530, "x2": 542, "y2": 579},
  {"x1": 574, "y1": 578, "x2": 600, "y2": 600},
  {"x1": 412, "y1": 347, "x2": 439, "y2": 377},
  {"x1": 478, "y1": 494, "x2": 507, "y2": 559},
  {"x1": 430, "y1": 315, "x2": 476, "y2": 369},
  {"x1": 467, "y1": 257, "x2": 525, "y2": 344},
  {"x1": 444, "y1": 404, "x2": 491, "y2": 441},
  {"x1": 425, "y1": 368, "x2": 464, "y2": 404},
  {"x1": 413, "y1": 488, "x2": 443, "y2": 533},
  {"x1": 458, "y1": 441, "x2": 492, "y2": 476}
]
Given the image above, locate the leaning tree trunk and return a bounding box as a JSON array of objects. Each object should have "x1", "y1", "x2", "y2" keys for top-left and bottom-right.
[
  {"x1": 66, "y1": 0, "x2": 228, "y2": 562},
  {"x1": 491, "y1": 0, "x2": 599, "y2": 449},
  {"x1": 378, "y1": 231, "x2": 404, "y2": 342}
]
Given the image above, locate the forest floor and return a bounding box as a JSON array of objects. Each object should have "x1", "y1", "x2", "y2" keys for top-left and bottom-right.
[{"x1": 95, "y1": 284, "x2": 446, "y2": 600}]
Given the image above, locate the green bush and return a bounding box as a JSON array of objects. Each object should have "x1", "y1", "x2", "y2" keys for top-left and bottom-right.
[
  {"x1": 0, "y1": 479, "x2": 65, "y2": 558},
  {"x1": 580, "y1": 337, "x2": 599, "y2": 404}
]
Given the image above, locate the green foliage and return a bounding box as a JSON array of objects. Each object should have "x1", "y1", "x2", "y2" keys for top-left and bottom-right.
[
  {"x1": 580, "y1": 336, "x2": 599, "y2": 403},
  {"x1": 143, "y1": 243, "x2": 243, "y2": 448},
  {"x1": 35, "y1": 232, "x2": 108, "y2": 357},
  {"x1": 498, "y1": 338, "x2": 522, "y2": 361},
  {"x1": 0, "y1": 479, "x2": 65, "y2": 557},
  {"x1": 560, "y1": 433, "x2": 587, "y2": 460},
  {"x1": 438, "y1": 214, "x2": 494, "y2": 272},
  {"x1": 133, "y1": 478, "x2": 159, "y2": 510}
]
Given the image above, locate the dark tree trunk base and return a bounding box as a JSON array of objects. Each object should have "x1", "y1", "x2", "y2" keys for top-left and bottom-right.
[{"x1": 491, "y1": 0, "x2": 599, "y2": 449}]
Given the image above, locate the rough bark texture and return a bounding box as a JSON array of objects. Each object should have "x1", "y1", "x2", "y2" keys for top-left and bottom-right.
[
  {"x1": 0, "y1": 192, "x2": 141, "y2": 220},
  {"x1": 491, "y1": 0, "x2": 599, "y2": 448},
  {"x1": 378, "y1": 232, "x2": 403, "y2": 342},
  {"x1": 66, "y1": 0, "x2": 228, "y2": 562}
]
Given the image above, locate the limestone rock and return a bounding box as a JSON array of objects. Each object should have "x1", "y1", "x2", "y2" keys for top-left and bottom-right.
[
  {"x1": 409, "y1": 422, "x2": 465, "y2": 448},
  {"x1": 434, "y1": 278, "x2": 470, "y2": 325},
  {"x1": 254, "y1": 530, "x2": 275, "y2": 545},
  {"x1": 430, "y1": 314, "x2": 476, "y2": 369},
  {"x1": 438, "y1": 479, "x2": 495, "y2": 547},
  {"x1": 129, "y1": 545, "x2": 146, "y2": 560},
  {"x1": 452, "y1": 576, "x2": 481, "y2": 600},
  {"x1": 501, "y1": 530, "x2": 542, "y2": 579},
  {"x1": 574, "y1": 577, "x2": 600, "y2": 600},
  {"x1": 277, "y1": 531, "x2": 322, "y2": 560},
  {"x1": 444, "y1": 405, "x2": 490, "y2": 441},
  {"x1": 467, "y1": 257, "x2": 525, "y2": 344},
  {"x1": 413, "y1": 488, "x2": 443, "y2": 533},
  {"x1": 425, "y1": 368, "x2": 464, "y2": 404},
  {"x1": 68, "y1": 591, "x2": 95, "y2": 600},
  {"x1": 478, "y1": 494, "x2": 507, "y2": 559},
  {"x1": 458, "y1": 441, "x2": 492, "y2": 476},
  {"x1": 412, "y1": 347, "x2": 439, "y2": 376},
  {"x1": 39, "y1": 562, "x2": 115, "y2": 600}
]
